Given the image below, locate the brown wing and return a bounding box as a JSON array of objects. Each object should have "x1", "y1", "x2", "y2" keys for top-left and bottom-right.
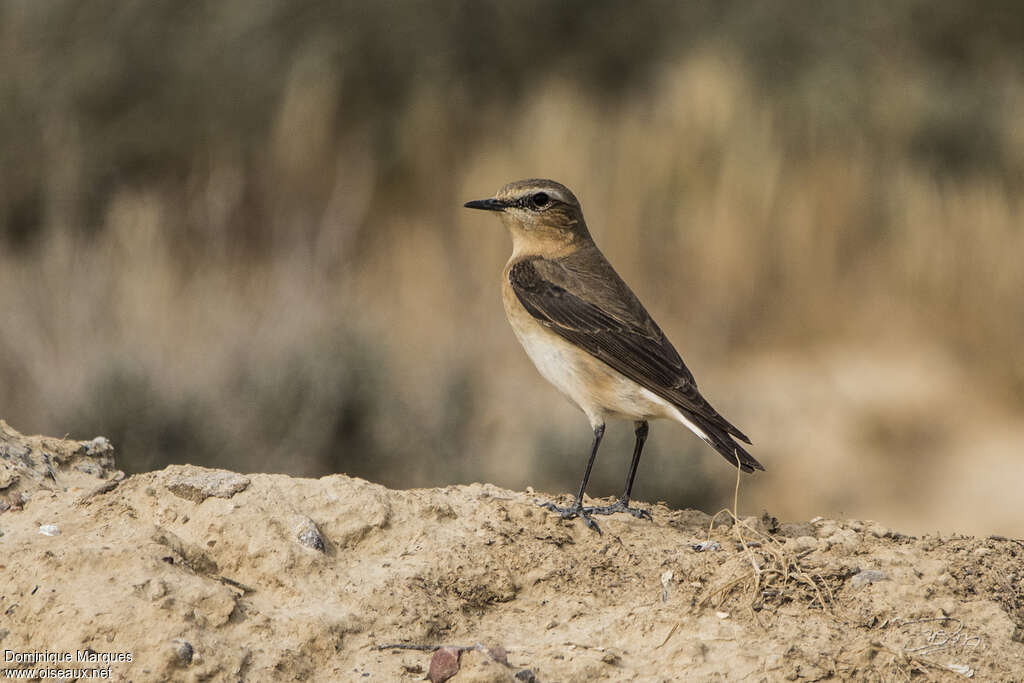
[{"x1": 509, "y1": 257, "x2": 762, "y2": 471}]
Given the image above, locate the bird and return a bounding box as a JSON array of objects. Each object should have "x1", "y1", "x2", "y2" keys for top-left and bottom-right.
[{"x1": 464, "y1": 179, "x2": 763, "y2": 533}]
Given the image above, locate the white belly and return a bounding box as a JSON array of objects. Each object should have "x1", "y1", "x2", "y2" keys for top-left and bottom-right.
[
  {"x1": 500, "y1": 273, "x2": 712, "y2": 443},
  {"x1": 506, "y1": 305, "x2": 679, "y2": 427}
]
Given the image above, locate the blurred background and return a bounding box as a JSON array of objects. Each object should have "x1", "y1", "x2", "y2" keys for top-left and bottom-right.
[{"x1": 2, "y1": 1, "x2": 1022, "y2": 536}]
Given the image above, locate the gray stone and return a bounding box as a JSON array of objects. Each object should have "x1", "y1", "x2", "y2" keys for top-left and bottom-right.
[
  {"x1": 850, "y1": 569, "x2": 890, "y2": 588},
  {"x1": 165, "y1": 467, "x2": 250, "y2": 503},
  {"x1": 171, "y1": 639, "x2": 193, "y2": 666},
  {"x1": 295, "y1": 516, "x2": 326, "y2": 552}
]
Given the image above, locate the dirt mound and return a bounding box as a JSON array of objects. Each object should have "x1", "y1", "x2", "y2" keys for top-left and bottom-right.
[
  {"x1": 1, "y1": 422, "x2": 1022, "y2": 681},
  {"x1": 1, "y1": 420, "x2": 120, "y2": 511}
]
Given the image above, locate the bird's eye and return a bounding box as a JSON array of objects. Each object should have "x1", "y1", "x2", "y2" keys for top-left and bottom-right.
[{"x1": 531, "y1": 192, "x2": 550, "y2": 208}]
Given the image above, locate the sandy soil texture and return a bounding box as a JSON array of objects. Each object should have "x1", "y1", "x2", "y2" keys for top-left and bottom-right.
[{"x1": 1, "y1": 421, "x2": 1022, "y2": 681}]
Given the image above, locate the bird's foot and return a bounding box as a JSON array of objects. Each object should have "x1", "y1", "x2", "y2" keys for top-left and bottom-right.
[
  {"x1": 583, "y1": 499, "x2": 652, "y2": 521},
  {"x1": 537, "y1": 500, "x2": 602, "y2": 535}
]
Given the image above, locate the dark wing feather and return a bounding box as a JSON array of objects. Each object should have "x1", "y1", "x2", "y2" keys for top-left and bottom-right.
[{"x1": 509, "y1": 257, "x2": 762, "y2": 472}]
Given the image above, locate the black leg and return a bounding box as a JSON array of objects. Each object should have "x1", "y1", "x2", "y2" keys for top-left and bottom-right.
[
  {"x1": 573, "y1": 423, "x2": 604, "y2": 509},
  {"x1": 585, "y1": 421, "x2": 653, "y2": 521},
  {"x1": 539, "y1": 423, "x2": 605, "y2": 534},
  {"x1": 623, "y1": 420, "x2": 648, "y2": 503}
]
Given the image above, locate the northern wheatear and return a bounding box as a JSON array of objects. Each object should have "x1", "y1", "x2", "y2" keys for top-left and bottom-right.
[{"x1": 465, "y1": 179, "x2": 763, "y2": 533}]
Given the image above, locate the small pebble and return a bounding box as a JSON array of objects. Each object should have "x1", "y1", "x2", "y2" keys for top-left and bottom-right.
[
  {"x1": 171, "y1": 639, "x2": 193, "y2": 666},
  {"x1": 294, "y1": 517, "x2": 326, "y2": 552},
  {"x1": 850, "y1": 570, "x2": 889, "y2": 588},
  {"x1": 428, "y1": 647, "x2": 461, "y2": 683},
  {"x1": 147, "y1": 579, "x2": 169, "y2": 601},
  {"x1": 165, "y1": 469, "x2": 250, "y2": 503},
  {"x1": 515, "y1": 670, "x2": 538, "y2": 683},
  {"x1": 827, "y1": 528, "x2": 859, "y2": 553},
  {"x1": 692, "y1": 540, "x2": 720, "y2": 552},
  {"x1": 788, "y1": 536, "x2": 819, "y2": 553},
  {"x1": 661, "y1": 569, "x2": 673, "y2": 602},
  {"x1": 487, "y1": 645, "x2": 508, "y2": 665},
  {"x1": 816, "y1": 521, "x2": 839, "y2": 538},
  {"x1": 84, "y1": 436, "x2": 112, "y2": 455},
  {"x1": 866, "y1": 522, "x2": 890, "y2": 538}
]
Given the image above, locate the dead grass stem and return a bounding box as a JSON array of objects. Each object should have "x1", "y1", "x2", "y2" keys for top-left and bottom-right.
[{"x1": 699, "y1": 450, "x2": 833, "y2": 612}]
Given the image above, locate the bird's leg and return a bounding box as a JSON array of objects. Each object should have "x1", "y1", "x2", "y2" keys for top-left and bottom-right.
[
  {"x1": 539, "y1": 423, "x2": 605, "y2": 534},
  {"x1": 586, "y1": 420, "x2": 652, "y2": 520}
]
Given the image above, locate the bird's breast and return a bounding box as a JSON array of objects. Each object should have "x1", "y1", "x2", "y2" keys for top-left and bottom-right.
[{"x1": 501, "y1": 267, "x2": 677, "y2": 426}]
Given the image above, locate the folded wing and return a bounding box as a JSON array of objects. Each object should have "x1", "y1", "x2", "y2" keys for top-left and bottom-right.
[{"x1": 509, "y1": 255, "x2": 763, "y2": 472}]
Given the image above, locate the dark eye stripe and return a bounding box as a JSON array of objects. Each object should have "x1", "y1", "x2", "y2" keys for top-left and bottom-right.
[{"x1": 516, "y1": 192, "x2": 555, "y2": 209}]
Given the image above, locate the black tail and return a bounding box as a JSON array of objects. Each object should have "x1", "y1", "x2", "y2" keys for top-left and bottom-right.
[{"x1": 691, "y1": 414, "x2": 764, "y2": 473}]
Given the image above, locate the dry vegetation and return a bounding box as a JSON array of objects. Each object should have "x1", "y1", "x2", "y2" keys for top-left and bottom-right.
[{"x1": 1, "y1": 1, "x2": 1022, "y2": 535}]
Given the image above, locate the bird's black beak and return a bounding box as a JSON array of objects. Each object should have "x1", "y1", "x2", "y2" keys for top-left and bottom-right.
[{"x1": 463, "y1": 198, "x2": 506, "y2": 212}]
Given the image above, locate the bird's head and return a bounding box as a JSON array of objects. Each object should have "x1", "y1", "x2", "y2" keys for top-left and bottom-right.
[{"x1": 464, "y1": 179, "x2": 590, "y2": 257}]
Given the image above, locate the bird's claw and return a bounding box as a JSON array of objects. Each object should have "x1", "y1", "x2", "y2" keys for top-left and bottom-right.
[
  {"x1": 584, "y1": 499, "x2": 652, "y2": 521},
  {"x1": 538, "y1": 500, "x2": 603, "y2": 534}
]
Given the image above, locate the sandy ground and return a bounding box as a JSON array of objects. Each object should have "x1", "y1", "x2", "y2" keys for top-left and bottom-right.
[{"x1": 2, "y1": 421, "x2": 1023, "y2": 682}]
